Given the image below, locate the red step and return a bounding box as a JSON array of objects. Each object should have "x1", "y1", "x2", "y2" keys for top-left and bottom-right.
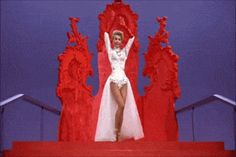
[{"x1": 3, "y1": 141, "x2": 236, "y2": 157}]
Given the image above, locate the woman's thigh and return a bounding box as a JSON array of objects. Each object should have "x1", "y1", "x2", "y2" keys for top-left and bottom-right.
[
  {"x1": 110, "y1": 82, "x2": 125, "y2": 107},
  {"x1": 120, "y1": 83, "x2": 127, "y2": 104}
]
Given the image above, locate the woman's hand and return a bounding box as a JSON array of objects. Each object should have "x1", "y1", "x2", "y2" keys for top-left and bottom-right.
[
  {"x1": 119, "y1": 22, "x2": 134, "y2": 38},
  {"x1": 127, "y1": 28, "x2": 134, "y2": 38}
]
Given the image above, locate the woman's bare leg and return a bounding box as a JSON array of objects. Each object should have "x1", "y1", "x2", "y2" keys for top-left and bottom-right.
[
  {"x1": 118, "y1": 84, "x2": 127, "y2": 137},
  {"x1": 110, "y1": 82, "x2": 125, "y2": 141},
  {"x1": 120, "y1": 84, "x2": 127, "y2": 104}
]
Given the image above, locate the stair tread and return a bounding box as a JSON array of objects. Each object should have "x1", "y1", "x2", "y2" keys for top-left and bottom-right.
[
  {"x1": 12, "y1": 141, "x2": 225, "y2": 150},
  {"x1": 8, "y1": 149, "x2": 235, "y2": 157},
  {"x1": 4, "y1": 141, "x2": 235, "y2": 157}
]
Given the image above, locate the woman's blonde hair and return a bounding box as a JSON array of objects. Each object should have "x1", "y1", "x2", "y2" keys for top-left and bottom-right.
[{"x1": 112, "y1": 30, "x2": 124, "y2": 41}]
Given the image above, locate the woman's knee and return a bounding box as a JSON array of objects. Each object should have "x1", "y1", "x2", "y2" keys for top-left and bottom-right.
[
  {"x1": 117, "y1": 105, "x2": 124, "y2": 112},
  {"x1": 117, "y1": 100, "x2": 125, "y2": 109}
]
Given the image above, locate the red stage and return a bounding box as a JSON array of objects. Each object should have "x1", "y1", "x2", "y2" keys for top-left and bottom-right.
[{"x1": 3, "y1": 141, "x2": 235, "y2": 157}]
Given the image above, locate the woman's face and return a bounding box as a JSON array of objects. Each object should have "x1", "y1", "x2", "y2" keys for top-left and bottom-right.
[{"x1": 113, "y1": 35, "x2": 122, "y2": 48}]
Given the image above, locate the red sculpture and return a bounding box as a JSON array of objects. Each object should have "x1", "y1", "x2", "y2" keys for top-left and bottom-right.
[
  {"x1": 142, "y1": 16, "x2": 180, "y2": 141},
  {"x1": 91, "y1": 0, "x2": 141, "y2": 141},
  {"x1": 57, "y1": 0, "x2": 180, "y2": 141},
  {"x1": 56, "y1": 17, "x2": 93, "y2": 141}
]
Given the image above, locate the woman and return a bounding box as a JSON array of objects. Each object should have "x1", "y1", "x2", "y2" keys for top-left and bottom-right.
[{"x1": 95, "y1": 30, "x2": 144, "y2": 142}]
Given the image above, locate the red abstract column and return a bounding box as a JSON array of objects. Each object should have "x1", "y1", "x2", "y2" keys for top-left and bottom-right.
[
  {"x1": 91, "y1": 0, "x2": 143, "y2": 140},
  {"x1": 56, "y1": 17, "x2": 93, "y2": 141},
  {"x1": 143, "y1": 17, "x2": 181, "y2": 141}
]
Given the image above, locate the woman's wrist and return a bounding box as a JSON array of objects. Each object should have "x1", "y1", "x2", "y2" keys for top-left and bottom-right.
[{"x1": 127, "y1": 29, "x2": 134, "y2": 38}]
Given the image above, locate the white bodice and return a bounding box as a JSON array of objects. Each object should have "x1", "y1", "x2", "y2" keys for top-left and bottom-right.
[
  {"x1": 104, "y1": 32, "x2": 135, "y2": 88},
  {"x1": 110, "y1": 48, "x2": 126, "y2": 71}
]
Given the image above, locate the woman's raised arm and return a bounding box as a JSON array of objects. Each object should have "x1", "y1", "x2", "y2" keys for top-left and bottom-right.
[
  {"x1": 104, "y1": 32, "x2": 111, "y2": 52},
  {"x1": 124, "y1": 36, "x2": 135, "y2": 57}
]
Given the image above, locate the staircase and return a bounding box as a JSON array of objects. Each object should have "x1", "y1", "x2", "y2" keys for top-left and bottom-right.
[
  {"x1": 1, "y1": 94, "x2": 235, "y2": 156},
  {"x1": 3, "y1": 140, "x2": 235, "y2": 157}
]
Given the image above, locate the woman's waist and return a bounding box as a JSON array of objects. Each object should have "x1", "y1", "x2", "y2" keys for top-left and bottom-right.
[
  {"x1": 110, "y1": 69, "x2": 126, "y2": 77},
  {"x1": 111, "y1": 63, "x2": 125, "y2": 70}
]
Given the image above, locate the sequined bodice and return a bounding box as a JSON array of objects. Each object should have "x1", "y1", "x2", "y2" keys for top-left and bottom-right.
[{"x1": 110, "y1": 48, "x2": 126, "y2": 71}]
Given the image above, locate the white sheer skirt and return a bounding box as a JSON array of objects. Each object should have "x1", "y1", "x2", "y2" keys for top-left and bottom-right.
[{"x1": 94, "y1": 75, "x2": 144, "y2": 141}]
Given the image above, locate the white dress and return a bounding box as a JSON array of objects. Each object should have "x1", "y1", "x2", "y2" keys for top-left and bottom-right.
[{"x1": 94, "y1": 32, "x2": 144, "y2": 141}]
